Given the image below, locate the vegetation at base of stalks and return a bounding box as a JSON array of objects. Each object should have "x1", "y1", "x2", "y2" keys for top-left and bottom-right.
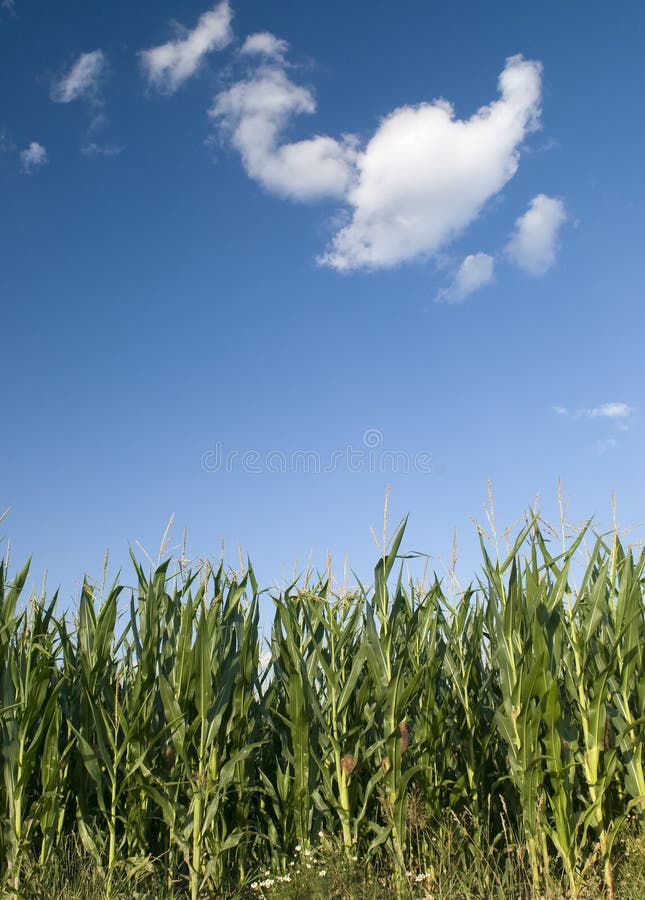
[
  {"x1": 12, "y1": 822, "x2": 645, "y2": 899},
  {"x1": 0, "y1": 509, "x2": 643, "y2": 899}
]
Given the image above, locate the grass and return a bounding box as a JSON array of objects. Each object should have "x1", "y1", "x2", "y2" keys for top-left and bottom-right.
[
  {"x1": 15, "y1": 821, "x2": 645, "y2": 899},
  {"x1": 0, "y1": 505, "x2": 643, "y2": 898}
]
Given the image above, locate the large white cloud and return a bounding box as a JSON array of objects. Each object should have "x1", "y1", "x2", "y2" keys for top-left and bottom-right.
[
  {"x1": 212, "y1": 49, "x2": 550, "y2": 275},
  {"x1": 320, "y1": 55, "x2": 543, "y2": 270},
  {"x1": 140, "y1": 1, "x2": 233, "y2": 94},
  {"x1": 210, "y1": 62, "x2": 357, "y2": 201},
  {"x1": 436, "y1": 253, "x2": 495, "y2": 303},
  {"x1": 51, "y1": 50, "x2": 107, "y2": 104},
  {"x1": 505, "y1": 193, "x2": 566, "y2": 275}
]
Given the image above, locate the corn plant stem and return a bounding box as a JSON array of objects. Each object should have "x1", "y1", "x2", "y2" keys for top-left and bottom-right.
[
  {"x1": 191, "y1": 707, "x2": 207, "y2": 900},
  {"x1": 329, "y1": 623, "x2": 353, "y2": 855},
  {"x1": 106, "y1": 673, "x2": 120, "y2": 899}
]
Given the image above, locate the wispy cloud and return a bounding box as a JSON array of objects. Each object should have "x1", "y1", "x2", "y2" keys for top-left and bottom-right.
[
  {"x1": 51, "y1": 50, "x2": 107, "y2": 104},
  {"x1": 554, "y1": 402, "x2": 633, "y2": 422},
  {"x1": 20, "y1": 141, "x2": 48, "y2": 173},
  {"x1": 81, "y1": 142, "x2": 123, "y2": 157},
  {"x1": 436, "y1": 253, "x2": 495, "y2": 303},
  {"x1": 555, "y1": 403, "x2": 633, "y2": 454},
  {"x1": 0, "y1": 128, "x2": 15, "y2": 153},
  {"x1": 505, "y1": 193, "x2": 566, "y2": 275},
  {"x1": 210, "y1": 58, "x2": 358, "y2": 201},
  {"x1": 1, "y1": 1, "x2": 16, "y2": 16},
  {"x1": 140, "y1": 1, "x2": 233, "y2": 94},
  {"x1": 596, "y1": 438, "x2": 617, "y2": 455}
]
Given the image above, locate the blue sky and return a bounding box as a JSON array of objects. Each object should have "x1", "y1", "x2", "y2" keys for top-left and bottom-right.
[{"x1": 1, "y1": 0, "x2": 643, "y2": 603}]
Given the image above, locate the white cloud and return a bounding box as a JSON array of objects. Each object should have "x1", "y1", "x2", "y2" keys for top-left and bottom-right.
[
  {"x1": 51, "y1": 50, "x2": 107, "y2": 104},
  {"x1": 320, "y1": 54, "x2": 542, "y2": 270},
  {"x1": 212, "y1": 51, "x2": 550, "y2": 270},
  {"x1": 587, "y1": 402, "x2": 631, "y2": 420},
  {"x1": 210, "y1": 63, "x2": 357, "y2": 201},
  {"x1": 436, "y1": 253, "x2": 495, "y2": 303},
  {"x1": 20, "y1": 141, "x2": 48, "y2": 173},
  {"x1": 505, "y1": 193, "x2": 566, "y2": 275},
  {"x1": 240, "y1": 32, "x2": 288, "y2": 62},
  {"x1": 140, "y1": 1, "x2": 233, "y2": 94}
]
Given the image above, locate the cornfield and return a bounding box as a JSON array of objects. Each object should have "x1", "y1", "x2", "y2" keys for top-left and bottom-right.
[{"x1": 0, "y1": 513, "x2": 643, "y2": 898}]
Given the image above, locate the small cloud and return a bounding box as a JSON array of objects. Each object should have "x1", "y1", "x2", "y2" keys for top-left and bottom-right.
[
  {"x1": 436, "y1": 253, "x2": 495, "y2": 304},
  {"x1": 240, "y1": 32, "x2": 288, "y2": 62},
  {"x1": 140, "y1": 1, "x2": 233, "y2": 94},
  {"x1": 587, "y1": 402, "x2": 631, "y2": 420},
  {"x1": 88, "y1": 110, "x2": 109, "y2": 133},
  {"x1": 81, "y1": 142, "x2": 123, "y2": 157},
  {"x1": 51, "y1": 50, "x2": 107, "y2": 104},
  {"x1": 505, "y1": 193, "x2": 566, "y2": 275},
  {"x1": 20, "y1": 141, "x2": 48, "y2": 173},
  {"x1": 210, "y1": 62, "x2": 357, "y2": 201},
  {"x1": 1, "y1": 0, "x2": 15, "y2": 16},
  {"x1": 552, "y1": 405, "x2": 569, "y2": 416}
]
